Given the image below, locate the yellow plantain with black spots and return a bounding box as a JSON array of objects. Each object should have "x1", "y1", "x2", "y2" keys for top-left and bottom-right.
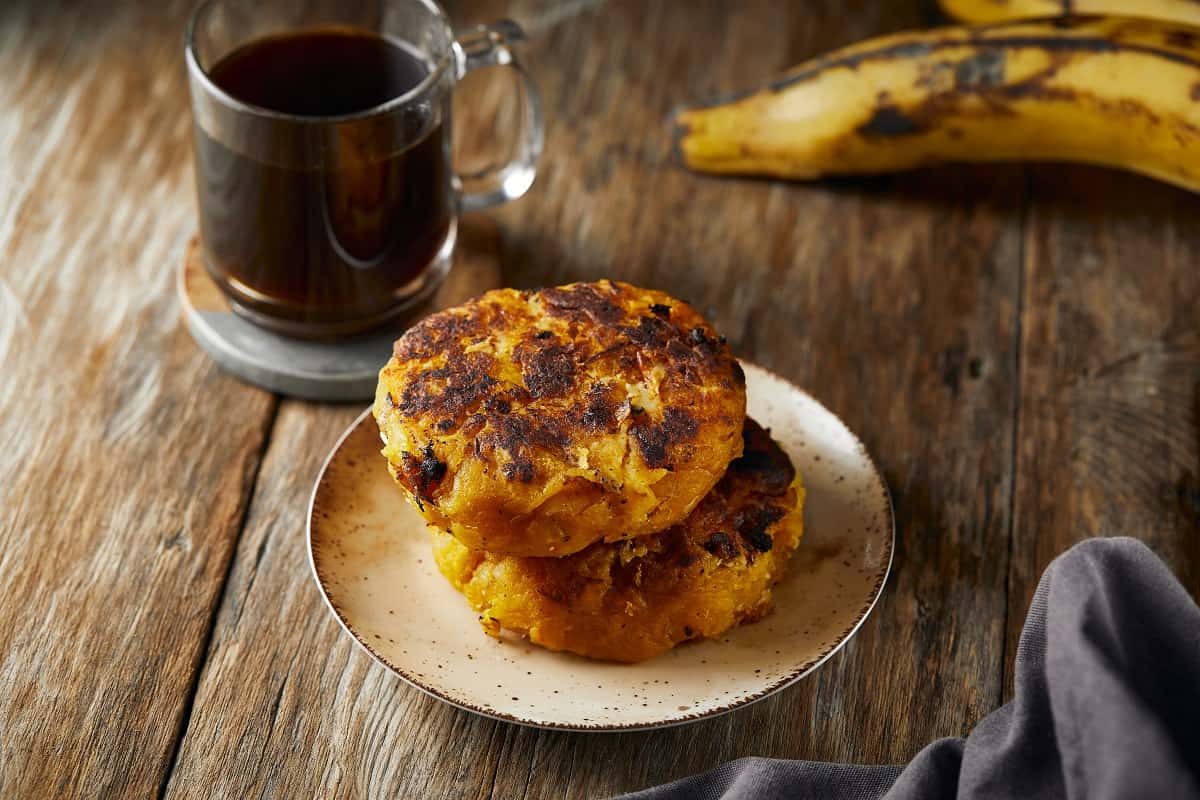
[
  {"x1": 674, "y1": 17, "x2": 1200, "y2": 193},
  {"x1": 938, "y1": 0, "x2": 1200, "y2": 27}
]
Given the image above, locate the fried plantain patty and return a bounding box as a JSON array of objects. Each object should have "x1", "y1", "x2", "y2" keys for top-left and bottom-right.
[
  {"x1": 430, "y1": 419, "x2": 804, "y2": 663},
  {"x1": 375, "y1": 280, "x2": 746, "y2": 557}
]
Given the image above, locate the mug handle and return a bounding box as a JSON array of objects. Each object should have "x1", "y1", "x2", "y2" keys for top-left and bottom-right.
[{"x1": 453, "y1": 21, "x2": 544, "y2": 212}]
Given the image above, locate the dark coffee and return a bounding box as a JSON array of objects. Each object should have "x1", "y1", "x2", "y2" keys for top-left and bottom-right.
[{"x1": 194, "y1": 28, "x2": 453, "y2": 336}]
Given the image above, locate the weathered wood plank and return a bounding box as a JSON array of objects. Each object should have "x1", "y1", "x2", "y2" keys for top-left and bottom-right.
[
  {"x1": 161, "y1": 218, "x2": 507, "y2": 799},
  {"x1": 1008, "y1": 167, "x2": 1200, "y2": 692},
  {"x1": 0, "y1": 1, "x2": 278, "y2": 796},
  {"x1": 512, "y1": 166, "x2": 1024, "y2": 795},
  {"x1": 161, "y1": 400, "x2": 532, "y2": 799},
  {"x1": 165, "y1": 2, "x2": 1020, "y2": 798}
]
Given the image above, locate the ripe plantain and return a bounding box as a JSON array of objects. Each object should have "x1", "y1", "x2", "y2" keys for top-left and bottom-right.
[
  {"x1": 938, "y1": 0, "x2": 1200, "y2": 26},
  {"x1": 674, "y1": 16, "x2": 1200, "y2": 193}
]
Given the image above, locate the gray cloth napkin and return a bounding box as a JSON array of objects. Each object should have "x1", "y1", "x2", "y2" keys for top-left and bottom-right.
[{"x1": 622, "y1": 537, "x2": 1200, "y2": 800}]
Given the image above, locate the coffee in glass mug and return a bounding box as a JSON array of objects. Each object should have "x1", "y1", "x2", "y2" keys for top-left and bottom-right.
[{"x1": 186, "y1": 0, "x2": 542, "y2": 338}]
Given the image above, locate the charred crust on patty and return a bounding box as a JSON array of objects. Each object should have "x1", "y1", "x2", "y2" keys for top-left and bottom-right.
[
  {"x1": 729, "y1": 420, "x2": 796, "y2": 493},
  {"x1": 514, "y1": 341, "x2": 577, "y2": 398},
  {"x1": 501, "y1": 460, "x2": 536, "y2": 483},
  {"x1": 731, "y1": 360, "x2": 746, "y2": 387},
  {"x1": 398, "y1": 351, "x2": 499, "y2": 419},
  {"x1": 462, "y1": 413, "x2": 487, "y2": 438},
  {"x1": 483, "y1": 396, "x2": 511, "y2": 414},
  {"x1": 649, "y1": 303, "x2": 671, "y2": 318},
  {"x1": 703, "y1": 531, "x2": 740, "y2": 560},
  {"x1": 619, "y1": 315, "x2": 674, "y2": 349},
  {"x1": 395, "y1": 309, "x2": 480, "y2": 361},
  {"x1": 735, "y1": 505, "x2": 786, "y2": 553},
  {"x1": 540, "y1": 282, "x2": 625, "y2": 324},
  {"x1": 483, "y1": 414, "x2": 569, "y2": 482},
  {"x1": 400, "y1": 443, "x2": 447, "y2": 502},
  {"x1": 631, "y1": 408, "x2": 699, "y2": 469},
  {"x1": 579, "y1": 383, "x2": 619, "y2": 433},
  {"x1": 489, "y1": 414, "x2": 570, "y2": 454},
  {"x1": 534, "y1": 570, "x2": 590, "y2": 605},
  {"x1": 687, "y1": 326, "x2": 731, "y2": 371}
]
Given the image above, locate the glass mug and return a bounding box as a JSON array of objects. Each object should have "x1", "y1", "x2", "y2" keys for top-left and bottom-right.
[{"x1": 186, "y1": 0, "x2": 542, "y2": 338}]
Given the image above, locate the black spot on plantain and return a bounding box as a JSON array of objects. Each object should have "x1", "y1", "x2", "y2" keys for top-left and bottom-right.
[
  {"x1": 954, "y1": 48, "x2": 1005, "y2": 90},
  {"x1": 1001, "y1": 80, "x2": 1074, "y2": 102},
  {"x1": 973, "y1": 34, "x2": 1200, "y2": 69},
  {"x1": 857, "y1": 105, "x2": 922, "y2": 137},
  {"x1": 760, "y1": 32, "x2": 1200, "y2": 106},
  {"x1": 1167, "y1": 30, "x2": 1198, "y2": 50},
  {"x1": 1192, "y1": 82, "x2": 1200, "y2": 101},
  {"x1": 767, "y1": 40, "x2": 935, "y2": 93}
]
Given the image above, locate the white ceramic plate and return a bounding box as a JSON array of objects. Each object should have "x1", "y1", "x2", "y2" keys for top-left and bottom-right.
[{"x1": 308, "y1": 363, "x2": 893, "y2": 731}]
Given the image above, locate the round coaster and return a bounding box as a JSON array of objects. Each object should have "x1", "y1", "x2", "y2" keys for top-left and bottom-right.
[{"x1": 178, "y1": 219, "x2": 503, "y2": 402}]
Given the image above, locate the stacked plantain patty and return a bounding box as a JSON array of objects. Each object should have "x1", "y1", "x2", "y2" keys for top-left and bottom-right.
[{"x1": 374, "y1": 280, "x2": 805, "y2": 662}]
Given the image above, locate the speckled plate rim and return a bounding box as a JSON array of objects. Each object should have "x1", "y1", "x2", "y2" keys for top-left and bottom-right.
[{"x1": 307, "y1": 363, "x2": 895, "y2": 732}]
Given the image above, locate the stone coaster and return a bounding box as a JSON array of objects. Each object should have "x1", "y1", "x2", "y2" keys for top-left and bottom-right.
[{"x1": 177, "y1": 219, "x2": 502, "y2": 402}]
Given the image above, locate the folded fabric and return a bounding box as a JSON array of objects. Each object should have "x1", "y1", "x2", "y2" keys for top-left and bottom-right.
[{"x1": 622, "y1": 537, "x2": 1200, "y2": 800}]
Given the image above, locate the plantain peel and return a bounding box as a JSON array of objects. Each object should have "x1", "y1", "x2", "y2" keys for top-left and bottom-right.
[
  {"x1": 674, "y1": 16, "x2": 1200, "y2": 192},
  {"x1": 938, "y1": 0, "x2": 1200, "y2": 27}
]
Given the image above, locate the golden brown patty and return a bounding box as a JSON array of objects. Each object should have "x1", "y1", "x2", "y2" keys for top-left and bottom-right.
[
  {"x1": 374, "y1": 280, "x2": 746, "y2": 557},
  {"x1": 431, "y1": 419, "x2": 804, "y2": 663}
]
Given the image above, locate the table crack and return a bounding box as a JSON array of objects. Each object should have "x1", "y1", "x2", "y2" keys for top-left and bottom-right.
[{"x1": 154, "y1": 394, "x2": 281, "y2": 800}]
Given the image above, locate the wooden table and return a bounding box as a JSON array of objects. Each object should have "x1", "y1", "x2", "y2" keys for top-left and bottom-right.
[{"x1": 2, "y1": 0, "x2": 1197, "y2": 796}]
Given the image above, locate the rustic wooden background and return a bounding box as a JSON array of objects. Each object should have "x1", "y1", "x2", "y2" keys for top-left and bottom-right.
[{"x1": 0, "y1": 0, "x2": 1197, "y2": 797}]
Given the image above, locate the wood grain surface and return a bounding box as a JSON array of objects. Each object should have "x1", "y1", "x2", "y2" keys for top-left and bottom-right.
[
  {"x1": 0, "y1": 1, "x2": 278, "y2": 797},
  {"x1": 0, "y1": 0, "x2": 1196, "y2": 798},
  {"x1": 1007, "y1": 166, "x2": 1200, "y2": 692}
]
